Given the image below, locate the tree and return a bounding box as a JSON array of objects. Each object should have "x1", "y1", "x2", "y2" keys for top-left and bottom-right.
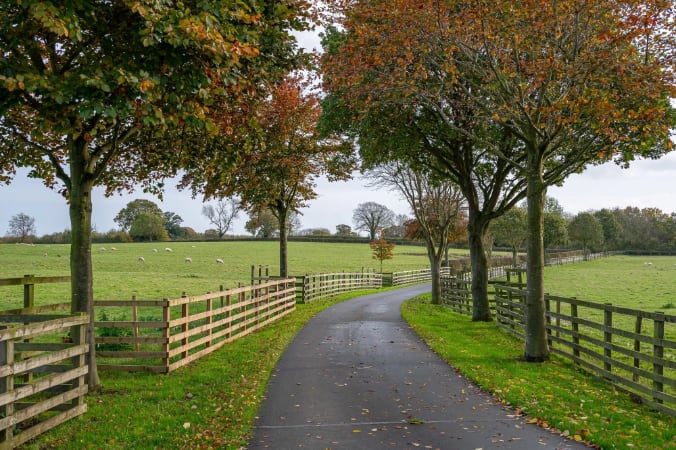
[
  {"x1": 383, "y1": 213, "x2": 410, "y2": 239},
  {"x1": 543, "y1": 213, "x2": 569, "y2": 252},
  {"x1": 490, "y1": 207, "x2": 528, "y2": 268},
  {"x1": 0, "y1": 1, "x2": 314, "y2": 387},
  {"x1": 568, "y1": 213, "x2": 604, "y2": 254},
  {"x1": 129, "y1": 212, "x2": 169, "y2": 242},
  {"x1": 445, "y1": 1, "x2": 675, "y2": 361},
  {"x1": 369, "y1": 237, "x2": 395, "y2": 273},
  {"x1": 594, "y1": 209, "x2": 623, "y2": 250},
  {"x1": 335, "y1": 224, "x2": 353, "y2": 237},
  {"x1": 7, "y1": 212, "x2": 36, "y2": 243},
  {"x1": 202, "y1": 198, "x2": 240, "y2": 238},
  {"x1": 185, "y1": 75, "x2": 354, "y2": 277},
  {"x1": 162, "y1": 211, "x2": 187, "y2": 240},
  {"x1": 352, "y1": 202, "x2": 396, "y2": 240},
  {"x1": 367, "y1": 162, "x2": 466, "y2": 304},
  {"x1": 115, "y1": 200, "x2": 164, "y2": 232},
  {"x1": 321, "y1": 20, "x2": 528, "y2": 322},
  {"x1": 245, "y1": 208, "x2": 279, "y2": 238}
]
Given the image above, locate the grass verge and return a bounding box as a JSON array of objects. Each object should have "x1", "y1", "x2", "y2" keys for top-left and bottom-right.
[
  {"x1": 25, "y1": 291, "x2": 376, "y2": 450},
  {"x1": 401, "y1": 294, "x2": 675, "y2": 450}
]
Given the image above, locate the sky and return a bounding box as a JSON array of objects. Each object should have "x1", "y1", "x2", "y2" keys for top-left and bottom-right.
[
  {"x1": 2, "y1": 29, "x2": 676, "y2": 237},
  {"x1": 2, "y1": 152, "x2": 676, "y2": 237}
]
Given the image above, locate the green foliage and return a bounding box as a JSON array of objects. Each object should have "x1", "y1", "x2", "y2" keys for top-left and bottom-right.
[
  {"x1": 129, "y1": 212, "x2": 169, "y2": 242},
  {"x1": 568, "y1": 212, "x2": 604, "y2": 252},
  {"x1": 95, "y1": 311, "x2": 133, "y2": 352}
]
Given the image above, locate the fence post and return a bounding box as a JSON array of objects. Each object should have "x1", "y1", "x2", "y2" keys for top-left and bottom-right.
[
  {"x1": 653, "y1": 312, "x2": 665, "y2": 404},
  {"x1": 604, "y1": 304, "x2": 613, "y2": 374},
  {"x1": 571, "y1": 301, "x2": 580, "y2": 362},
  {"x1": 206, "y1": 293, "x2": 213, "y2": 348},
  {"x1": 181, "y1": 292, "x2": 189, "y2": 361},
  {"x1": 0, "y1": 326, "x2": 14, "y2": 445},
  {"x1": 225, "y1": 293, "x2": 232, "y2": 340},
  {"x1": 132, "y1": 295, "x2": 139, "y2": 352},
  {"x1": 70, "y1": 313, "x2": 87, "y2": 408},
  {"x1": 162, "y1": 299, "x2": 170, "y2": 371},
  {"x1": 633, "y1": 316, "x2": 643, "y2": 383},
  {"x1": 545, "y1": 295, "x2": 552, "y2": 347}
]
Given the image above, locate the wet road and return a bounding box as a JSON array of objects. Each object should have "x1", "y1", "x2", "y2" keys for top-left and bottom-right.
[{"x1": 248, "y1": 285, "x2": 586, "y2": 449}]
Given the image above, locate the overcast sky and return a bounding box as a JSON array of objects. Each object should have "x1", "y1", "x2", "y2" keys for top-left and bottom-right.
[
  {"x1": 2, "y1": 29, "x2": 675, "y2": 237},
  {"x1": 2, "y1": 152, "x2": 676, "y2": 237}
]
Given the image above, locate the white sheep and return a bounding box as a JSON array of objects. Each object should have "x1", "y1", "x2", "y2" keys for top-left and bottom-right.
[
  {"x1": 138, "y1": 256, "x2": 145, "y2": 263},
  {"x1": 215, "y1": 258, "x2": 224, "y2": 264},
  {"x1": 153, "y1": 248, "x2": 158, "y2": 253},
  {"x1": 43, "y1": 253, "x2": 48, "y2": 257},
  {"x1": 644, "y1": 262, "x2": 653, "y2": 266},
  {"x1": 111, "y1": 247, "x2": 117, "y2": 251},
  {"x1": 99, "y1": 247, "x2": 106, "y2": 251},
  {"x1": 165, "y1": 247, "x2": 173, "y2": 252},
  {"x1": 185, "y1": 257, "x2": 192, "y2": 263}
]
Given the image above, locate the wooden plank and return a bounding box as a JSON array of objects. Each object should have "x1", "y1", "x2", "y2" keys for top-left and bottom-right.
[
  {"x1": 98, "y1": 364, "x2": 167, "y2": 373},
  {"x1": 0, "y1": 316, "x2": 88, "y2": 342},
  {"x1": 0, "y1": 385, "x2": 87, "y2": 431},
  {"x1": 0, "y1": 344, "x2": 86, "y2": 378},
  {"x1": 0, "y1": 276, "x2": 70, "y2": 287},
  {"x1": 0, "y1": 365, "x2": 88, "y2": 408},
  {"x1": 10, "y1": 404, "x2": 87, "y2": 449}
]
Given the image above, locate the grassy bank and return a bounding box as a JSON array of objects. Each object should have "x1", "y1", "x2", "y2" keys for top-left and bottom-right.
[{"x1": 402, "y1": 295, "x2": 674, "y2": 449}]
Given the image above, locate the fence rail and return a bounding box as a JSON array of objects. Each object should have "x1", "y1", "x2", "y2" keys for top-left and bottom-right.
[
  {"x1": 492, "y1": 284, "x2": 675, "y2": 415},
  {"x1": 0, "y1": 275, "x2": 88, "y2": 449},
  {"x1": 296, "y1": 271, "x2": 382, "y2": 303},
  {"x1": 93, "y1": 278, "x2": 297, "y2": 373}
]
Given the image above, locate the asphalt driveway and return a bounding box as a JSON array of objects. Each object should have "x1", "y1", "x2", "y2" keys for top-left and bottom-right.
[{"x1": 247, "y1": 284, "x2": 587, "y2": 449}]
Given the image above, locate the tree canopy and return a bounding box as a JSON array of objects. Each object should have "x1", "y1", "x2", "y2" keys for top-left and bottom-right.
[{"x1": 0, "y1": 0, "x2": 314, "y2": 387}]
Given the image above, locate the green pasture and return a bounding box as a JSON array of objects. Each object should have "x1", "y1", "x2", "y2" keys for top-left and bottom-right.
[
  {"x1": 0, "y1": 241, "x2": 451, "y2": 308},
  {"x1": 543, "y1": 255, "x2": 676, "y2": 312}
]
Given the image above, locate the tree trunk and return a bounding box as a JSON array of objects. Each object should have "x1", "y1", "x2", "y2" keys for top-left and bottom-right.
[
  {"x1": 524, "y1": 155, "x2": 550, "y2": 362},
  {"x1": 69, "y1": 147, "x2": 101, "y2": 388},
  {"x1": 512, "y1": 246, "x2": 518, "y2": 268},
  {"x1": 278, "y1": 208, "x2": 289, "y2": 278},
  {"x1": 467, "y1": 209, "x2": 491, "y2": 321},
  {"x1": 426, "y1": 241, "x2": 443, "y2": 305}
]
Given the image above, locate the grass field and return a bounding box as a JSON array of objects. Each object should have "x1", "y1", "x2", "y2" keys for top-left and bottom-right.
[
  {"x1": 0, "y1": 240, "x2": 452, "y2": 308},
  {"x1": 543, "y1": 255, "x2": 676, "y2": 312}
]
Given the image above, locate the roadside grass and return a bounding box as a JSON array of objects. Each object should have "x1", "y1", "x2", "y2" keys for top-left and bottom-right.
[
  {"x1": 402, "y1": 295, "x2": 675, "y2": 450},
  {"x1": 24, "y1": 290, "x2": 375, "y2": 450}
]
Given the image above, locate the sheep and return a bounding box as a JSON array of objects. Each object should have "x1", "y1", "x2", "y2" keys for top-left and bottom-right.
[
  {"x1": 111, "y1": 247, "x2": 117, "y2": 251},
  {"x1": 165, "y1": 247, "x2": 173, "y2": 252},
  {"x1": 644, "y1": 262, "x2": 653, "y2": 266},
  {"x1": 215, "y1": 258, "x2": 224, "y2": 264},
  {"x1": 138, "y1": 256, "x2": 145, "y2": 263},
  {"x1": 153, "y1": 248, "x2": 158, "y2": 253},
  {"x1": 43, "y1": 253, "x2": 48, "y2": 257},
  {"x1": 185, "y1": 257, "x2": 192, "y2": 263},
  {"x1": 99, "y1": 247, "x2": 106, "y2": 251}
]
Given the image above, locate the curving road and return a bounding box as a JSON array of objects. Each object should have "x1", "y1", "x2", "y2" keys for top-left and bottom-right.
[{"x1": 247, "y1": 284, "x2": 586, "y2": 449}]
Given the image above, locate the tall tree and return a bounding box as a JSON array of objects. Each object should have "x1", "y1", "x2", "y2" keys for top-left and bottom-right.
[
  {"x1": 594, "y1": 209, "x2": 623, "y2": 251},
  {"x1": 7, "y1": 212, "x2": 36, "y2": 243},
  {"x1": 568, "y1": 212, "x2": 604, "y2": 254},
  {"x1": 162, "y1": 211, "x2": 187, "y2": 240},
  {"x1": 129, "y1": 212, "x2": 169, "y2": 242},
  {"x1": 0, "y1": 1, "x2": 314, "y2": 386},
  {"x1": 490, "y1": 207, "x2": 528, "y2": 268},
  {"x1": 367, "y1": 162, "x2": 465, "y2": 304},
  {"x1": 352, "y1": 202, "x2": 396, "y2": 240},
  {"x1": 321, "y1": 16, "x2": 528, "y2": 321},
  {"x1": 245, "y1": 208, "x2": 279, "y2": 238},
  {"x1": 114, "y1": 199, "x2": 164, "y2": 232},
  {"x1": 186, "y1": 75, "x2": 354, "y2": 277},
  {"x1": 202, "y1": 198, "x2": 240, "y2": 238}
]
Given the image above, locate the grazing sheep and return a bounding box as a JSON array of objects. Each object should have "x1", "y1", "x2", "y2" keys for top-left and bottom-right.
[
  {"x1": 153, "y1": 248, "x2": 158, "y2": 253},
  {"x1": 99, "y1": 247, "x2": 106, "y2": 251},
  {"x1": 644, "y1": 262, "x2": 653, "y2": 266},
  {"x1": 43, "y1": 253, "x2": 48, "y2": 257},
  {"x1": 185, "y1": 257, "x2": 192, "y2": 263},
  {"x1": 138, "y1": 256, "x2": 145, "y2": 263},
  {"x1": 165, "y1": 247, "x2": 173, "y2": 252},
  {"x1": 215, "y1": 258, "x2": 224, "y2": 264},
  {"x1": 111, "y1": 247, "x2": 117, "y2": 251},
  {"x1": 191, "y1": 245, "x2": 196, "y2": 248}
]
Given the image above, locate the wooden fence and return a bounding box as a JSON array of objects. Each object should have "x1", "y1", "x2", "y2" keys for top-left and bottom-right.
[
  {"x1": 492, "y1": 285, "x2": 675, "y2": 415},
  {"x1": 296, "y1": 271, "x2": 382, "y2": 303},
  {"x1": 0, "y1": 276, "x2": 88, "y2": 449},
  {"x1": 93, "y1": 278, "x2": 297, "y2": 373}
]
